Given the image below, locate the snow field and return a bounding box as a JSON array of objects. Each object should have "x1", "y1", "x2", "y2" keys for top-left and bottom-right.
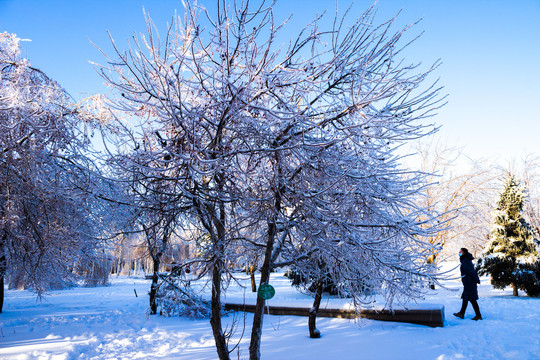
[{"x1": 1, "y1": 268, "x2": 539, "y2": 360}]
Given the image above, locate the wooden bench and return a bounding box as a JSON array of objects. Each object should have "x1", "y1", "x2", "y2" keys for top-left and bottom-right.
[{"x1": 224, "y1": 303, "x2": 445, "y2": 328}]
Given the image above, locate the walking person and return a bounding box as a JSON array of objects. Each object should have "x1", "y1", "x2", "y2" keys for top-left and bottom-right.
[{"x1": 453, "y1": 248, "x2": 482, "y2": 320}]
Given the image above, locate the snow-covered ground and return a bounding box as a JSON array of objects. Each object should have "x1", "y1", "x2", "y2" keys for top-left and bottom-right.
[{"x1": 1, "y1": 265, "x2": 539, "y2": 360}]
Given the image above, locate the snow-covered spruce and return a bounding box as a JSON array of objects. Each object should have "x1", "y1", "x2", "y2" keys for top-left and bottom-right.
[{"x1": 476, "y1": 173, "x2": 540, "y2": 297}]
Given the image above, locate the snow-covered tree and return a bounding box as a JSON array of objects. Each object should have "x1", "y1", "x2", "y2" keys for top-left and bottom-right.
[
  {"x1": 96, "y1": 1, "x2": 444, "y2": 359},
  {"x1": 0, "y1": 32, "x2": 112, "y2": 313},
  {"x1": 477, "y1": 173, "x2": 540, "y2": 296},
  {"x1": 270, "y1": 140, "x2": 443, "y2": 338}
]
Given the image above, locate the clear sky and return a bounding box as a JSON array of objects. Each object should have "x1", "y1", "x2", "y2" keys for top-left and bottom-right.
[{"x1": 1, "y1": 0, "x2": 539, "y2": 163}]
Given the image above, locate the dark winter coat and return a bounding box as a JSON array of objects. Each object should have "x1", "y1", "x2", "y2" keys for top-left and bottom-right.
[{"x1": 460, "y1": 253, "x2": 480, "y2": 301}]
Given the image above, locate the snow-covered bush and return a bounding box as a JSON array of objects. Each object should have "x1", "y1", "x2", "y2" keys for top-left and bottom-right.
[
  {"x1": 156, "y1": 278, "x2": 211, "y2": 318},
  {"x1": 514, "y1": 262, "x2": 540, "y2": 297}
]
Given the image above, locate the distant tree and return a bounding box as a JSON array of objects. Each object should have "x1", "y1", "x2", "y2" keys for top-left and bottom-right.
[
  {"x1": 110, "y1": 136, "x2": 182, "y2": 314},
  {"x1": 139, "y1": 206, "x2": 176, "y2": 316},
  {"x1": 413, "y1": 138, "x2": 496, "y2": 279},
  {"x1": 477, "y1": 173, "x2": 540, "y2": 297},
  {"x1": 521, "y1": 155, "x2": 540, "y2": 239}
]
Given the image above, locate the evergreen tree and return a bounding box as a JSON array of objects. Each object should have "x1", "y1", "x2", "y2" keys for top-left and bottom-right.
[
  {"x1": 284, "y1": 266, "x2": 340, "y2": 296},
  {"x1": 477, "y1": 174, "x2": 540, "y2": 296}
]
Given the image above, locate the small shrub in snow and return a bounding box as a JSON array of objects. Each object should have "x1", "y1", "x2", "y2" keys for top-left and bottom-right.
[{"x1": 156, "y1": 278, "x2": 211, "y2": 318}]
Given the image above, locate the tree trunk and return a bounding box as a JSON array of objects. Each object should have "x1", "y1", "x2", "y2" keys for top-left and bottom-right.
[
  {"x1": 149, "y1": 257, "x2": 160, "y2": 315},
  {"x1": 145, "y1": 221, "x2": 172, "y2": 316},
  {"x1": 0, "y1": 274, "x2": 4, "y2": 313},
  {"x1": 250, "y1": 266, "x2": 257, "y2": 293},
  {"x1": 209, "y1": 191, "x2": 230, "y2": 360},
  {"x1": 210, "y1": 260, "x2": 230, "y2": 360},
  {"x1": 512, "y1": 283, "x2": 519, "y2": 296},
  {"x1": 0, "y1": 235, "x2": 6, "y2": 313},
  {"x1": 308, "y1": 281, "x2": 323, "y2": 338},
  {"x1": 427, "y1": 254, "x2": 436, "y2": 290},
  {"x1": 116, "y1": 259, "x2": 121, "y2": 275},
  {"x1": 250, "y1": 153, "x2": 284, "y2": 360},
  {"x1": 249, "y1": 221, "x2": 277, "y2": 360}
]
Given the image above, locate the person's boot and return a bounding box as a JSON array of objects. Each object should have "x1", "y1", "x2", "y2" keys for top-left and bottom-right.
[
  {"x1": 471, "y1": 315, "x2": 482, "y2": 321},
  {"x1": 453, "y1": 312, "x2": 464, "y2": 319}
]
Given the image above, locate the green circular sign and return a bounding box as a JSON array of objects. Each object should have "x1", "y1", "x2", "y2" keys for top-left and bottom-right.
[{"x1": 257, "y1": 283, "x2": 275, "y2": 300}]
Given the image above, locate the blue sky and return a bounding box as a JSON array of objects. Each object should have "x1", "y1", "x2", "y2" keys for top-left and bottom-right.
[{"x1": 1, "y1": 0, "x2": 539, "y2": 163}]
